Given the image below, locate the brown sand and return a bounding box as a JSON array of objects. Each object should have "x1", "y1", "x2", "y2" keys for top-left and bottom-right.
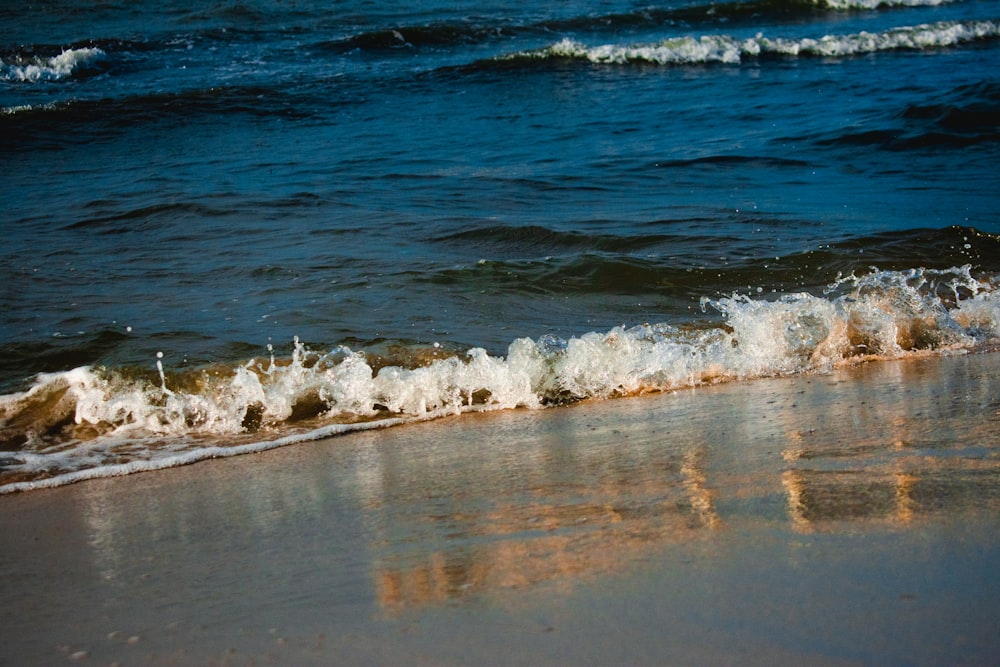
[{"x1": 2, "y1": 351, "x2": 1000, "y2": 665}]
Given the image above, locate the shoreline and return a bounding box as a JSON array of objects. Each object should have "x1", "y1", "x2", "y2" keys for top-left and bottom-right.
[{"x1": 2, "y1": 351, "x2": 999, "y2": 665}]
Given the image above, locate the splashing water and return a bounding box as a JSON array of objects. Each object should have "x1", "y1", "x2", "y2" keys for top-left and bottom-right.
[{"x1": 0, "y1": 266, "x2": 996, "y2": 493}]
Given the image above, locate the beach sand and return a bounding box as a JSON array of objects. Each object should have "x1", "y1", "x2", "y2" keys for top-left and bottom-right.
[{"x1": 2, "y1": 351, "x2": 1000, "y2": 665}]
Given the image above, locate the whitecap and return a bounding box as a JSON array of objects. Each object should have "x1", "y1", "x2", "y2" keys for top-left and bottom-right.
[
  {"x1": 516, "y1": 20, "x2": 1000, "y2": 66},
  {"x1": 1, "y1": 47, "x2": 106, "y2": 82},
  {"x1": 1, "y1": 266, "x2": 996, "y2": 493}
]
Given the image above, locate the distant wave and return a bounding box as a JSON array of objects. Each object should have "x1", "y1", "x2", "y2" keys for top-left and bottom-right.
[
  {"x1": 493, "y1": 20, "x2": 1000, "y2": 66},
  {"x1": 821, "y1": 0, "x2": 957, "y2": 7},
  {"x1": 0, "y1": 84, "x2": 350, "y2": 149},
  {"x1": 2, "y1": 263, "x2": 998, "y2": 493},
  {"x1": 430, "y1": 224, "x2": 697, "y2": 256},
  {"x1": 0, "y1": 47, "x2": 106, "y2": 82},
  {"x1": 785, "y1": 81, "x2": 1000, "y2": 149},
  {"x1": 541, "y1": 0, "x2": 963, "y2": 30},
  {"x1": 319, "y1": 0, "x2": 962, "y2": 53},
  {"x1": 423, "y1": 225, "x2": 1000, "y2": 296}
]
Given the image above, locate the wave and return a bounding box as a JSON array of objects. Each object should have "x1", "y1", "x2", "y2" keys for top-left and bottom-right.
[
  {"x1": 814, "y1": 80, "x2": 1000, "y2": 149},
  {"x1": 0, "y1": 84, "x2": 346, "y2": 150},
  {"x1": 490, "y1": 20, "x2": 1000, "y2": 67},
  {"x1": 5, "y1": 18, "x2": 993, "y2": 137},
  {"x1": 652, "y1": 155, "x2": 812, "y2": 169},
  {"x1": 430, "y1": 223, "x2": 705, "y2": 257},
  {"x1": 903, "y1": 81, "x2": 1000, "y2": 132},
  {"x1": 425, "y1": 225, "x2": 1000, "y2": 294},
  {"x1": 541, "y1": 0, "x2": 963, "y2": 30},
  {"x1": 1, "y1": 265, "x2": 998, "y2": 494},
  {"x1": 821, "y1": 0, "x2": 958, "y2": 7},
  {"x1": 322, "y1": 0, "x2": 960, "y2": 53},
  {"x1": 0, "y1": 47, "x2": 107, "y2": 82},
  {"x1": 318, "y1": 24, "x2": 518, "y2": 53},
  {"x1": 770, "y1": 81, "x2": 1000, "y2": 150}
]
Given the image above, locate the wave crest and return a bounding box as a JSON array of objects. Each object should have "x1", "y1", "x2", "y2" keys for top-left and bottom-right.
[
  {"x1": 0, "y1": 47, "x2": 106, "y2": 82},
  {"x1": 505, "y1": 20, "x2": 1000, "y2": 66},
  {"x1": 1, "y1": 266, "x2": 997, "y2": 493}
]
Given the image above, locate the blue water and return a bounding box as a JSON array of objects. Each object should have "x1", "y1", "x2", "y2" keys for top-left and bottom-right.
[{"x1": 1, "y1": 0, "x2": 999, "y2": 489}]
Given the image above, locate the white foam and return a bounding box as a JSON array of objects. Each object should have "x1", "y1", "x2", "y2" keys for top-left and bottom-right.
[
  {"x1": 822, "y1": 0, "x2": 955, "y2": 8},
  {"x1": 1, "y1": 47, "x2": 105, "y2": 82},
  {"x1": 756, "y1": 20, "x2": 1000, "y2": 57},
  {"x1": 1, "y1": 266, "x2": 997, "y2": 493},
  {"x1": 0, "y1": 417, "x2": 412, "y2": 495},
  {"x1": 520, "y1": 20, "x2": 1000, "y2": 65},
  {"x1": 1, "y1": 104, "x2": 37, "y2": 115}
]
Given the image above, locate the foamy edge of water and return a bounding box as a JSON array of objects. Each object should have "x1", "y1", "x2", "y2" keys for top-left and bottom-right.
[
  {"x1": 0, "y1": 416, "x2": 418, "y2": 494},
  {"x1": 516, "y1": 20, "x2": 1000, "y2": 65},
  {"x1": 1, "y1": 47, "x2": 105, "y2": 82},
  {"x1": 1, "y1": 266, "x2": 998, "y2": 494}
]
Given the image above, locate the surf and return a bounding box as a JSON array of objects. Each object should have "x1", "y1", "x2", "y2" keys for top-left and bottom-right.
[
  {"x1": 495, "y1": 19, "x2": 1000, "y2": 66},
  {"x1": 1, "y1": 265, "x2": 996, "y2": 494}
]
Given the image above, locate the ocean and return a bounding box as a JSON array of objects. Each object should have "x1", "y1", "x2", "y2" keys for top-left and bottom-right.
[{"x1": 1, "y1": 0, "x2": 998, "y2": 493}]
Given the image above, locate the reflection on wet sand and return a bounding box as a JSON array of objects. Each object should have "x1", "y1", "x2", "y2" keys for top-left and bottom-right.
[
  {"x1": 784, "y1": 467, "x2": 1000, "y2": 530},
  {"x1": 365, "y1": 355, "x2": 1000, "y2": 611},
  {"x1": 63, "y1": 353, "x2": 999, "y2": 619},
  {"x1": 4, "y1": 354, "x2": 999, "y2": 666},
  {"x1": 370, "y1": 442, "x2": 1000, "y2": 612},
  {"x1": 777, "y1": 355, "x2": 1000, "y2": 532},
  {"x1": 373, "y1": 442, "x2": 723, "y2": 611}
]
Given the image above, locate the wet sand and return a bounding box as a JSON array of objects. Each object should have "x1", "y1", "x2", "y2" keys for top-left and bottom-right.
[{"x1": 2, "y1": 352, "x2": 1000, "y2": 665}]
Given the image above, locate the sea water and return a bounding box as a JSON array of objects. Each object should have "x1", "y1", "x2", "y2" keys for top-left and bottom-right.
[{"x1": 1, "y1": 0, "x2": 998, "y2": 491}]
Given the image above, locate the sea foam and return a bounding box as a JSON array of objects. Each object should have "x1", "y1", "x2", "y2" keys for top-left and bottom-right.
[
  {"x1": 822, "y1": 0, "x2": 958, "y2": 8},
  {"x1": 518, "y1": 20, "x2": 1000, "y2": 65},
  {"x1": 0, "y1": 266, "x2": 997, "y2": 493},
  {"x1": 1, "y1": 47, "x2": 106, "y2": 82}
]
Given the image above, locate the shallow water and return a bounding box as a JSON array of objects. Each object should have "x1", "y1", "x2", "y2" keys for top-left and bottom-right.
[
  {"x1": 1, "y1": 0, "x2": 999, "y2": 489},
  {"x1": 2, "y1": 353, "x2": 999, "y2": 665}
]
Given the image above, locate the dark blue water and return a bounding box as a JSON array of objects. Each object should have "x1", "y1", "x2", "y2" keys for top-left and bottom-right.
[{"x1": 1, "y1": 0, "x2": 999, "y2": 490}]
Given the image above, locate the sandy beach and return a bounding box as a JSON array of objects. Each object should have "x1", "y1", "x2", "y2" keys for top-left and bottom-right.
[{"x1": 2, "y1": 351, "x2": 999, "y2": 665}]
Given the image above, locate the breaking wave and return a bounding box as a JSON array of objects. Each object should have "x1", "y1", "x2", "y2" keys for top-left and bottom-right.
[
  {"x1": 1, "y1": 266, "x2": 997, "y2": 493},
  {"x1": 322, "y1": 0, "x2": 963, "y2": 53},
  {"x1": 0, "y1": 47, "x2": 106, "y2": 82},
  {"x1": 501, "y1": 20, "x2": 1000, "y2": 66}
]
